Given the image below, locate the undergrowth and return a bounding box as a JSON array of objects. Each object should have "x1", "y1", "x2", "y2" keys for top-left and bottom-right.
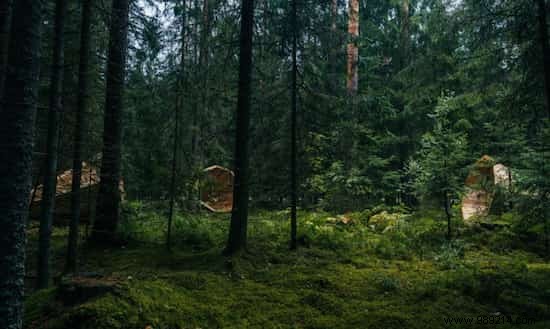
[{"x1": 23, "y1": 204, "x2": 550, "y2": 329}]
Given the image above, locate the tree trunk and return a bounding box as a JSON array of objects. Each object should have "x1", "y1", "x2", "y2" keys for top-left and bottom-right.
[
  {"x1": 37, "y1": 0, "x2": 68, "y2": 289},
  {"x1": 397, "y1": 0, "x2": 411, "y2": 205},
  {"x1": 346, "y1": 0, "x2": 359, "y2": 95},
  {"x1": 290, "y1": 0, "x2": 298, "y2": 250},
  {"x1": 0, "y1": 0, "x2": 43, "y2": 327},
  {"x1": 327, "y1": 0, "x2": 338, "y2": 92},
  {"x1": 92, "y1": 0, "x2": 131, "y2": 243},
  {"x1": 444, "y1": 192, "x2": 452, "y2": 240},
  {"x1": 225, "y1": 0, "x2": 255, "y2": 255},
  {"x1": 399, "y1": 0, "x2": 410, "y2": 70},
  {"x1": 66, "y1": 0, "x2": 93, "y2": 273},
  {"x1": 0, "y1": 0, "x2": 12, "y2": 102},
  {"x1": 168, "y1": 0, "x2": 187, "y2": 251},
  {"x1": 537, "y1": 0, "x2": 550, "y2": 119}
]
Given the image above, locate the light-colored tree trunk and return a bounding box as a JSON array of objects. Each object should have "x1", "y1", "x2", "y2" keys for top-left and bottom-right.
[
  {"x1": 399, "y1": 0, "x2": 410, "y2": 69},
  {"x1": 347, "y1": 0, "x2": 359, "y2": 95}
]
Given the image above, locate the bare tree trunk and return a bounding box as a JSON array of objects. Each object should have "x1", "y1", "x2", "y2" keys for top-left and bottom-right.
[
  {"x1": 398, "y1": 0, "x2": 411, "y2": 205},
  {"x1": 168, "y1": 0, "x2": 187, "y2": 251},
  {"x1": 92, "y1": 0, "x2": 131, "y2": 243},
  {"x1": 66, "y1": 0, "x2": 94, "y2": 273},
  {"x1": 225, "y1": 0, "x2": 255, "y2": 255},
  {"x1": 290, "y1": 0, "x2": 298, "y2": 250},
  {"x1": 0, "y1": 0, "x2": 43, "y2": 326},
  {"x1": 0, "y1": 0, "x2": 12, "y2": 102},
  {"x1": 327, "y1": 0, "x2": 338, "y2": 92},
  {"x1": 37, "y1": 0, "x2": 68, "y2": 290},
  {"x1": 399, "y1": 0, "x2": 410, "y2": 69},
  {"x1": 537, "y1": 0, "x2": 550, "y2": 119},
  {"x1": 346, "y1": 0, "x2": 359, "y2": 95}
]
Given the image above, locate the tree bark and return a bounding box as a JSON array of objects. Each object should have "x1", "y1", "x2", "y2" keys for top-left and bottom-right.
[
  {"x1": 168, "y1": 0, "x2": 187, "y2": 251},
  {"x1": 347, "y1": 0, "x2": 359, "y2": 95},
  {"x1": 327, "y1": 0, "x2": 338, "y2": 92},
  {"x1": 397, "y1": 0, "x2": 411, "y2": 205},
  {"x1": 92, "y1": 0, "x2": 131, "y2": 243},
  {"x1": 536, "y1": 0, "x2": 550, "y2": 119},
  {"x1": 0, "y1": 0, "x2": 12, "y2": 102},
  {"x1": 290, "y1": 0, "x2": 298, "y2": 250},
  {"x1": 66, "y1": 0, "x2": 94, "y2": 273},
  {"x1": 225, "y1": 0, "x2": 255, "y2": 255},
  {"x1": 399, "y1": 0, "x2": 410, "y2": 70},
  {"x1": 37, "y1": 0, "x2": 68, "y2": 289},
  {"x1": 0, "y1": 0, "x2": 43, "y2": 327}
]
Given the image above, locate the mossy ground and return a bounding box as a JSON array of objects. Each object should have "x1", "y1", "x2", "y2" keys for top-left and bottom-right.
[{"x1": 24, "y1": 206, "x2": 550, "y2": 329}]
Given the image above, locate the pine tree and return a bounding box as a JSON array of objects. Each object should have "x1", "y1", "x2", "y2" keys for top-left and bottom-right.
[
  {"x1": 225, "y1": 0, "x2": 255, "y2": 255},
  {"x1": 0, "y1": 0, "x2": 44, "y2": 326},
  {"x1": 92, "y1": 0, "x2": 131, "y2": 242}
]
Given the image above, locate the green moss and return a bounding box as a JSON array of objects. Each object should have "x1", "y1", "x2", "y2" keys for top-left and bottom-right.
[{"x1": 24, "y1": 208, "x2": 550, "y2": 329}]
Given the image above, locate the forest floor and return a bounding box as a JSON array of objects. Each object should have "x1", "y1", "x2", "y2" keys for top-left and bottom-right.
[{"x1": 23, "y1": 204, "x2": 550, "y2": 329}]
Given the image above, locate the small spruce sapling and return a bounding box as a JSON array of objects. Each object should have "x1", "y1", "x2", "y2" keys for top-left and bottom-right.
[{"x1": 413, "y1": 97, "x2": 469, "y2": 239}]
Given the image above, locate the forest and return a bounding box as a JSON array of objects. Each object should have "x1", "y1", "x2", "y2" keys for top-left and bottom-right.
[{"x1": 0, "y1": 0, "x2": 549, "y2": 328}]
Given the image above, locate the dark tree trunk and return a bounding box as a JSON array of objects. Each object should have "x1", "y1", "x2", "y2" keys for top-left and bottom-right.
[
  {"x1": 168, "y1": 0, "x2": 187, "y2": 251},
  {"x1": 290, "y1": 0, "x2": 298, "y2": 250},
  {"x1": 92, "y1": 0, "x2": 131, "y2": 243},
  {"x1": 397, "y1": 0, "x2": 411, "y2": 206},
  {"x1": 66, "y1": 0, "x2": 93, "y2": 273},
  {"x1": 37, "y1": 0, "x2": 68, "y2": 290},
  {"x1": 0, "y1": 0, "x2": 43, "y2": 327},
  {"x1": 225, "y1": 0, "x2": 255, "y2": 255},
  {"x1": 0, "y1": 0, "x2": 12, "y2": 102},
  {"x1": 537, "y1": 0, "x2": 550, "y2": 119},
  {"x1": 444, "y1": 192, "x2": 452, "y2": 240}
]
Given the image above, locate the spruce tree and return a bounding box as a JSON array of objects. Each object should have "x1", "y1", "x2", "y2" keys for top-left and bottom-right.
[{"x1": 0, "y1": 0, "x2": 44, "y2": 327}]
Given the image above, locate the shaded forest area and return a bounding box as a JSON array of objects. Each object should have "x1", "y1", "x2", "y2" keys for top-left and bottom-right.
[{"x1": 0, "y1": 0, "x2": 549, "y2": 328}]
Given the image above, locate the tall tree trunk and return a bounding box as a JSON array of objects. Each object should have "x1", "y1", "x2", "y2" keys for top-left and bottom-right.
[
  {"x1": 290, "y1": 0, "x2": 298, "y2": 250},
  {"x1": 398, "y1": 0, "x2": 411, "y2": 205},
  {"x1": 0, "y1": 0, "x2": 12, "y2": 102},
  {"x1": 168, "y1": 0, "x2": 187, "y2": 251},
  {"x1": 536, "y1": 0, "x2": 550, "y2": 119},
  {"x1": 66, "y1": 0, "x2": 93, "y2": 273},
  {"x1": 399, "y1": 0, "x2": 410, "y2": 70},
  {"x1": 346, "y1": 0, "x2": 359, "y2": 95},
  {"x1": 327, "y1": 0, "x2": 338, "y2": 92},
  {"x1": 197, "y1": 0, "x2": 211, "y2": 169},
  {"x1": 92, "y1": 0, "x2": 131, "y2": 242},
  {"x1": 37, "y1": 0, "x2": 68, "y2": 289},
  {"x1": 225, "y1": 0, "x2": 255, "y2": 255},
  {"x1": 0, "y1": 0, "x2": 43, "y2": 327}
]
